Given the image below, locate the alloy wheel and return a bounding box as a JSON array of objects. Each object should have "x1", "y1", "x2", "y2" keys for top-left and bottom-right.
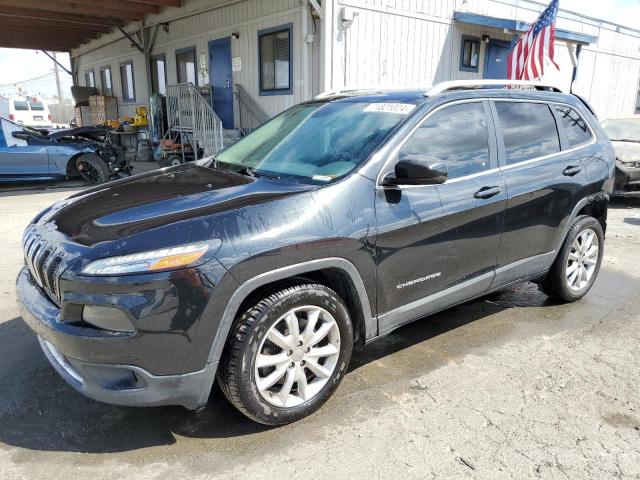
[
  {"x1": 566, "y1": 227, "x2": 599, "y2": 291},
  {"x1": 254, "y1": 305, "x2": 341, "y2": 408}
]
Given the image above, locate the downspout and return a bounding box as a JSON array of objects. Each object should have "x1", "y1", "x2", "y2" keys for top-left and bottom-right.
[{"x1": 570, "y1": 43, "x2": 582, "y2": 94}]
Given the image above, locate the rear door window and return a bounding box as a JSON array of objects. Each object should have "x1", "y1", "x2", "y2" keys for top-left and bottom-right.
[
  {"x1": 399, "y1": 102, "x2": 491, "y2": 179},
  {"x1": 554, "y1": 105, "x2": 593, "y2": 147},
  {"x1": 495, "y1": 102, "x2": 560, "y2": 165},
  {"x1": 29, "y1": 101, "x2": 45, "y2": 111}
]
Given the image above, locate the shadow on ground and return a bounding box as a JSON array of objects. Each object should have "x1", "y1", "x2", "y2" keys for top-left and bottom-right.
[{"x1": 1, "y1": 265, "x2": 637, "y2": 456}]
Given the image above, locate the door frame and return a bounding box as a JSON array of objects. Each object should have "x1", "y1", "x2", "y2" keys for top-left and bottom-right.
[
  {"x1": 483, "y1": 39, "x2": 512, "y2": 79},
  {"x1": 208, "y1": 37, "x2": 234, "y2": 129}
]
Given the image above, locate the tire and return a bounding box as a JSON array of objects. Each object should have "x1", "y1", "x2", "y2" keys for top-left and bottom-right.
[
  {"x1": 160, "y1": 155, "x2": 183, "y2": 168},
  {"x1": 76, "y1": 154, "x2": 110, "y2": 184},
  {"x1": 217, "y1": 283, "x2": 353, "y2": 425},
  {"x1": 540, "y1": 215, "x2": 604, "y2": 302}
]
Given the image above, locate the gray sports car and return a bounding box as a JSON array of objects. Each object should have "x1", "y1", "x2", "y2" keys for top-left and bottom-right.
[{"x1": 0, "y1": 116, "x2": 129, "y2": 184}]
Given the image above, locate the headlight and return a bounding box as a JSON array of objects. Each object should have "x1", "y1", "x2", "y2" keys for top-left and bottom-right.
[{"x1": 81, "y1": 243, "x2": 210, "y2": 275}]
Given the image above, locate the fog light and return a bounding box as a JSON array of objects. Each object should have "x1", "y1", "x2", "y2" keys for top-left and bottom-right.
[{"x1": 82, "y1": 305, "x2": 135, "y2": 333}]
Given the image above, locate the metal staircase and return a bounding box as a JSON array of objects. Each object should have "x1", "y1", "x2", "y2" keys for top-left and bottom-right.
[
  {"x1": 233, "y1": 83, "x2": 270, "y2": 136},
  {"x1": 165, "y1": 83, "x2": 224, "y2": 158}
]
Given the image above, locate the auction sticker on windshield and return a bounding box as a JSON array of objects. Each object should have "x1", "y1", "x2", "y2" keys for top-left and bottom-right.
[{"x1": 364, "y1": 103, "x2": 416, "y2": 114}]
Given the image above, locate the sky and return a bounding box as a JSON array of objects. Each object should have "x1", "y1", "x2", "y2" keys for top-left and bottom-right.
[
  {"x1": 561, "y1": 0, "x2": 640, "y2": 29},
  {"x1": 0, "y1": 50, "x2": 73, "y2": 100},
  {"x1": 0, "y1": 0, "x2": 637, "y2": 100}
]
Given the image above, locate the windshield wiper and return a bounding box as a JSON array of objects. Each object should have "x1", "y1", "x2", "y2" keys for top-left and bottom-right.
[{"x1": 610, "y1": 139, "x2": 640, "y2": 143}]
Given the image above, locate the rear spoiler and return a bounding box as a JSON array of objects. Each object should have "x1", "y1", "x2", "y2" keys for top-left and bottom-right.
[{"x1": 573, "y1": 93, "x2": 598, "y2": 120}]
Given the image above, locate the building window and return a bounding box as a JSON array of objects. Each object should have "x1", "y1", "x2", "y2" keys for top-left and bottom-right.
[
  {"x1": 85, "y1": 69, "x2": 95, "y2": 87},
  {"x1": 120, "y1": 61, "x2": 136, "y2": 102},
  {"x1": 151, "y1": 54, "x2": 167, "y2": 95},
  {"x1": 176, "y1": 47, "x2": 197, "y2": 85},
  {"x1": 460, "y1": 36, "x2": 480, "y2": 72},
  {"x1": 100, "y1": 66, "x2": 113, "y2": 96},
  {"x1": 258, "y1": 24, "x2": 292, "y2": 95}
]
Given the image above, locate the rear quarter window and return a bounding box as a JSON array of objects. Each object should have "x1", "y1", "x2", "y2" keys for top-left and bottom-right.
[
  {"x1": 495, "y1": 102, "x2": 560, "y2": 165},
  {"x1": 554, "y1": 105, "x2": 593, "y2": 147}
]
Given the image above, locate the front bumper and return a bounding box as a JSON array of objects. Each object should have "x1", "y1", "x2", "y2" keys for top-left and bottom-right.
[
  {"x1": 16, "y1": 266, "x2": 216, "y2": 409},
  {"x1": 614, "y1": 163, "x2": 640, "y2": 196}
]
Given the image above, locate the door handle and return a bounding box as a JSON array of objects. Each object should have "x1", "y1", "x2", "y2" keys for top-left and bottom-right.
[
  {"x1": 474, "y1": 186, "x2": 502, "y2": 199},
  {"x1": 563, "y1": 165, "x2": 582, "y2": 176}
]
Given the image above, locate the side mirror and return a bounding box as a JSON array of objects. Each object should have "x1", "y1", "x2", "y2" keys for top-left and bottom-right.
[
  {"x1": 12, "y1": 131, "x2": 30, "y2": 141},
  {"x1": 382, "y1": 154, "x2": 448, "y2": 186}
]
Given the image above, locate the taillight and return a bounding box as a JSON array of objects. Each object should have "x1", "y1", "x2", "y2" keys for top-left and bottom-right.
[
  {"x1": 48, "y1": 114, "x2": 51, "y2": 121},
  {"x1": 9, "y1": 114, "x2": 14, "y2": 120}
]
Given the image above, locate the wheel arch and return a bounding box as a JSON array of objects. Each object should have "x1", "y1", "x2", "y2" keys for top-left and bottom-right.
[
  {"x1": 207, "y1": 258, "x2": 376, "y2": 367},
  {"x1": 65, "y1": 151, "x2": 104, "y2": 177}
]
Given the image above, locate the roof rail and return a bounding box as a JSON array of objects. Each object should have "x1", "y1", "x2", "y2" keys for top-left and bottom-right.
[
  {"x1": 315, "y1": 85, "x2": 429, "y2": 99},
  {"x1": 424, "y1": 80, "x2": 563, "y2": 96}
]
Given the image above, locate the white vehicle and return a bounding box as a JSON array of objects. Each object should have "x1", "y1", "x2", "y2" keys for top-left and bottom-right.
[{"x1": 0, "y1": 97, "x2": 53, "y2": 129}]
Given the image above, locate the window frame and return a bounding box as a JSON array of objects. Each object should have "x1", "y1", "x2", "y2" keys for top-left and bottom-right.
[
  {"x1": 84, "y1": 69, "x2": 95, "y2": 88},
  {"x1": 459, "y1": 35, "x2": 481, "y2": 73},
  {"x1": 376, "y1": 99, "x2": 499, "y2": 187},
  {"x1": 175, "y1": 46, "x2": 197, "y2": 86},
  {"x1": 119, "y1": 60, "x2": 136, "y2": 103},
  {"x1": 150, "y1": 53, "x2": 167, "y2": 95},
  {"x1": 490, "y1": 99, "x2": 596, "y2": 169},
  {"x1": 99, "y1": 66, "x2": 113, "y2": 96},
  {"x1": 258, "y1": 23, "x2": 293, "y2": 96},
  {"x1": 552, "y1": 104, "x2": 594, "y2": 148}
]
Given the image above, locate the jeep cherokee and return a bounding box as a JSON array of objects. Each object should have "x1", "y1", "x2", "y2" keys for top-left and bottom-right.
[{"x1": 16, "y1": 80, "x2": 615, "y2": 425}]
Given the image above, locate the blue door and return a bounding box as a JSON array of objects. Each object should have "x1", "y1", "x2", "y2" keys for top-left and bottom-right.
[
  {"x1": 209, "y1": 37, "x2": 234, "y2": 129},
  {"x1": 484, "y1": 40, "x2": 512, "y2": 79}
]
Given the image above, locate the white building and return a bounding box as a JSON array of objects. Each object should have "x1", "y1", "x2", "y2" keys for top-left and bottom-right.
[{"x1": 70, "y1": 0, "x2": 640, "y2": 131}]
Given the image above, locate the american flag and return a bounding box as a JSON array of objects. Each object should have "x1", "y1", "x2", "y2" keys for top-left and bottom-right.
[{"x1": 507, "y1": 0, "x2": 560, "y2": 80}]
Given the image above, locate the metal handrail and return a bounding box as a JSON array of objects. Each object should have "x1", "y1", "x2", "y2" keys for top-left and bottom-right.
[
  {"x1": 165, "y1": 82, "x2": 224, "y2": 157},
  {"x1": 424, "y1": 80, "x2": 563, "y2": 96},
  {"x1": 233, "y1": 83, "x2": 270, "y2": 136}
]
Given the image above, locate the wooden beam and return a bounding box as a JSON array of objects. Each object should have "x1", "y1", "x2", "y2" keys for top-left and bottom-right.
[
  {"x1": 0, "y1": 25, "x2": 99, "y2": 41},
  {"x1": 0, "y1": 1, "x2": 144, "y2": 21},
  {"x1": 0, "y1": 15, "x2": 112, "y2": 33},
  {"x1": 134, "y1": 0, "x2": 181, "y2": 6},
  {"x1": 72, "y1": 0, "x2": 160, "y2": 15},
  {"x1": 0, "y1": 7, "x2": 123, "y2": 27},
  {"x1": 0, "y1": 35, "x2": 82, "y2": 47},
  {"x1": 0, "y1": 39, "x2": 75, "y2": 51}
]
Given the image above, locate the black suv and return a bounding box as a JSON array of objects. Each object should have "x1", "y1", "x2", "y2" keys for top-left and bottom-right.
[{"x1": 17, "y1": 81, "x2": 615, "y2": 425}]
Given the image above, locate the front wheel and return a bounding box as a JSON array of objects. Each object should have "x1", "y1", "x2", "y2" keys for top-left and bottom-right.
[
  {"x1": 540, "y1": 215, "x2": 604, "y2": 302},
  {"x1": 217, "y1": 284, "x2": 353, "y2": 425},
  {"x1": 76, "y1": 154, "x2": 110, "y2": 184}
]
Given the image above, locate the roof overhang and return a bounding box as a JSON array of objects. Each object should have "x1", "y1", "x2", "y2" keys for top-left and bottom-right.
[
  {"x1": 453, "y1": 12, "x2": 598, "y2": 45},
  {"x1": 0, "y1": 1, "x2": 182, "y2": 52}
]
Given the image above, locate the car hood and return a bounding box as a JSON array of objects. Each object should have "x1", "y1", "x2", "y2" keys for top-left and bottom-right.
[
  {"x1": 37, "y1": 163, "x2": 315, "y2": 247},
  {"x1": 612, "y1": 141, "x2": 640, "y2": 163}
]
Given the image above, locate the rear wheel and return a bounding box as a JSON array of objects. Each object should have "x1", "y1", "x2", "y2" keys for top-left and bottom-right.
[
  {"x1": 76, "y1": 154, "x2": 109, "y2": 184},
  {"x1": 160, "y1": 155, "x2": 183, "y2": 168},
  {"x1": 540, "y1": 216, "x2": 604, "y2": 302},
  {"x1": 217, "y1": 284, "x2": 353, "y2": 425}
]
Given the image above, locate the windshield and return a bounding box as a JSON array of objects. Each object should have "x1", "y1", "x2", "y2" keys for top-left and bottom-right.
[
  {"x1": 602, "y1": 118, "x2": 640, "y2": 142},
  {"x1": 3, "y1": 118, "x2": 45, "y2": 137},
  {"x1": 215, "y1": 100, "x2": 413, "y2": 183}
]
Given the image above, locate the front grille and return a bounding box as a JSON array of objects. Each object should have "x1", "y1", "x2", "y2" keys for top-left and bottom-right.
[{"x1": 23, "y1": 229, "x2": 66, "y2": 305}]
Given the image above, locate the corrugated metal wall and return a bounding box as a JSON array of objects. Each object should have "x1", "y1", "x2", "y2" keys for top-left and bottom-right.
[
  {"x1": 74, "y1": 0, "x2": 315, "y2": 121},
  {"x1": 335, "y1": 0, "x2": 640, "y2": 118},
  {"x1": 73, "y1": 0, "x2": 640, "y2": 123}
]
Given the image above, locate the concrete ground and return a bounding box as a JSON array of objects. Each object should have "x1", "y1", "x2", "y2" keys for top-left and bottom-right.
[{"x1": 0, "y1": 177, "x2": 639, "y2": 480}]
